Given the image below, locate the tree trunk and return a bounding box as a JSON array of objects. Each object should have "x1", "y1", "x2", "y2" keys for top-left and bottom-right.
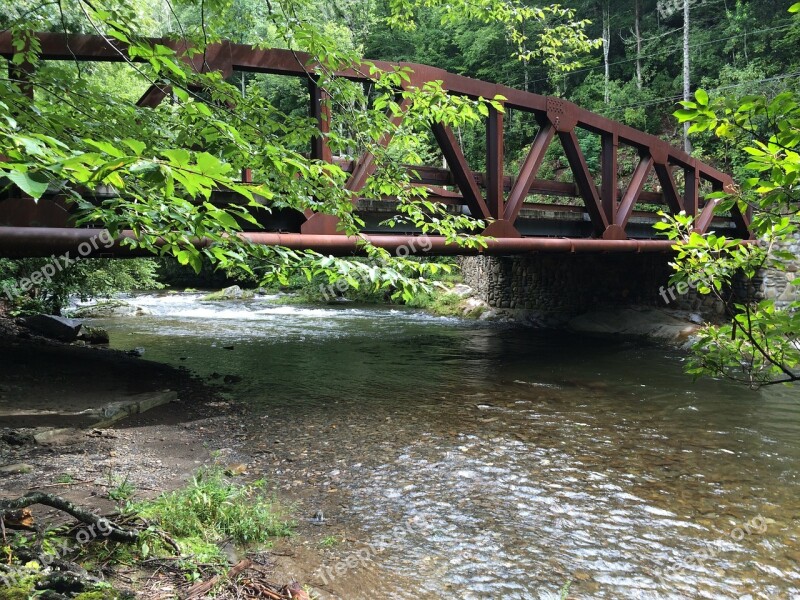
[
  {"x1": 634, "y1": 0, "x2": 642, "y2": 90},
  {"x1": 683, "y1": 0, "x2": 692, "y2": 153},
  {"x1": 603, "y1": 3, "x2": 610, "y2": 103}
]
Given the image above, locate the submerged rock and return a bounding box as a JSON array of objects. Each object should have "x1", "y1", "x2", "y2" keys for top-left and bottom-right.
[{"x1": 567, "y1": 307, "x2": 700, "y2": 341}]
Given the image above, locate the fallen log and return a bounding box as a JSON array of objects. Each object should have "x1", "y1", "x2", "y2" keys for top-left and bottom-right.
[{"x1": 0, "y1": 492, "x2": 140, "y2": 543}]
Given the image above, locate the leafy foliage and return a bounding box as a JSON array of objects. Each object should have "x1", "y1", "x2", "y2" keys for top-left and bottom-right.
[
  {"x1": 655, "y1": 211, "x2": 799, "y2": 387},
  {"x1": 0, "y1": 258, "x2": 162, "y2": 315},
  {"x1": 662, "y1": 69, "x2": 800, "y2": 386}
]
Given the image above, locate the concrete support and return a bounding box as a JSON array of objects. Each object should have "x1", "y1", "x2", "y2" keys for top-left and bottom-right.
[
  {"x1": 459, "y1": 254, "x2": 676, "y2": 316},
  {"x1": 461, "y1": 235, "x2": 799, "y2": 320}
]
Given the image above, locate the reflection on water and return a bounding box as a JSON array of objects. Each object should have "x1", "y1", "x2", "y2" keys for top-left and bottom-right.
[{"x1": 92, "y1": 293, "x2": 800, "y2": 599}]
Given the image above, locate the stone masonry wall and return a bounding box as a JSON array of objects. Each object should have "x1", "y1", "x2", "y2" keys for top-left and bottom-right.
[
  {"x1": 754, "y1": 232, "x2": 800, "y2": 308},
  {"x1": 461, "y1": 235, "x2": 800, "y2": 318},
  {"x1": 459, "y1": 254, "x2": 677, "y2": 316}
]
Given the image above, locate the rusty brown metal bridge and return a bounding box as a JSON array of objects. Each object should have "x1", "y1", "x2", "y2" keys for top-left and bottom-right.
[{"x1": 0, "y1": 32, "x2": 751, "y2": 258}]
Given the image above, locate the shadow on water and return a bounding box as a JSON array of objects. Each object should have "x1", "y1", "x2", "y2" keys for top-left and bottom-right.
[{"x1": 91, "y1": 293, "x2": 800, "y2": 599}]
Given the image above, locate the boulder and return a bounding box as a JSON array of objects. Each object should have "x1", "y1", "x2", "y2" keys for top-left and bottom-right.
[
  {"x1": 77, "y1": 325, "x2": 110, "y2": 344},
  {"x1": 22, "y1": 314, "x2": 82, "y2": 342},
  {"x1": 70, "y1": 300, "x2": 148, "y2": 318},
  {"x1": 202, "y1": 285, "x2": 254, "y2": 301},
  {"x1": 450, "y1": 283, "x2": 474, "y2": 298}
]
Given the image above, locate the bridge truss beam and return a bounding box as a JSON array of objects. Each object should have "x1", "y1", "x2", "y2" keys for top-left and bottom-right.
[{"x1": 0, "y1": 32, "x2": 752, "y2": 256}]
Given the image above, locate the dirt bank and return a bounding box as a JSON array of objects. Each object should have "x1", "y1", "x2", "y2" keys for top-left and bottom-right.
[{"x1": 0, "y1": 314, "x2": 378, "y2": 598}]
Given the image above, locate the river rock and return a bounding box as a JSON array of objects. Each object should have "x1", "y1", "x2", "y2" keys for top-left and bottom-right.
[
  {"x1": 71, "y1": 300, "x2": 148, "y2": 318},
  {"x1": 77, "y1": 325, "x2": 110, "y2": 344},
  {"x1": 21, "y1": 314, "x2": 82, "y2": 342},
  {"x1": 450, "y1": 284, "x2": 474, "y2": 298},
  {"x1": 568, "y1": 308, "x2": 699, "y2": 341},
  {"x1": 202, "y1": 285, "x2": 254, "y2": 301}
]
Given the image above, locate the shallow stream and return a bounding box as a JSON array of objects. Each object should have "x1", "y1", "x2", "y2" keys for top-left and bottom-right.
[{"x1": 90, "y1": 293, "x2": 799, "y2": 599}]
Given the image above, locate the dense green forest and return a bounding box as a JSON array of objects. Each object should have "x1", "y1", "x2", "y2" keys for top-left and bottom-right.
[
  {"x1": 6, "y1": 0, "x2": 797, "y2": 178},
  {"x1": 1, "y1": 4, "x2": 798, "y2": 596},
  {"x1": 363, "y1": 0, "x2": 800, "y2": 180}
]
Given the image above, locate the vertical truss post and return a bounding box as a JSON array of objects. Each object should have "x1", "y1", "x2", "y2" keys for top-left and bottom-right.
[
  {"x1": 601, "y1": 132, "x2": 618, "y2": 225},
  {"x1": 685, "y1": 166, "x2": 698, "y2": 217},
  {"x1": 302, "y1": 78, "x2": 340, "y2": 234},
  {"x1": 309, "y1": 78, "x2": 332, "y2": 163},
  {"x1": 486, "y1": 106, "x2": 504, "y2": 220},
  {"x1": 7, "y1": 58, "x2": 34, "y2": 199}
]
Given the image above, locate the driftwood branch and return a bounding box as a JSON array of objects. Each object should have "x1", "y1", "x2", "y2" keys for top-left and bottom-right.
[
  {"x1": 183, "y1": 560, "x2": 309, "y2": 600},
  {"x1": 184, "y1": 558, "x2": 253, "y2": 598},
  {"x1": 0, "y1": 492, "x2": 140, "y2": 543}
]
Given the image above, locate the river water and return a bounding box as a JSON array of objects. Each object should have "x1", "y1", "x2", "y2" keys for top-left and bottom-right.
[{"x1": 90, "y1": 293, "x2": 799, "y2": 599}]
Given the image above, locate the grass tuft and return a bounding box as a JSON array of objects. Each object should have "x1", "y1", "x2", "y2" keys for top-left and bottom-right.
[{"x1": 135, "y1": 466, "x2": 294, "y2": 547}]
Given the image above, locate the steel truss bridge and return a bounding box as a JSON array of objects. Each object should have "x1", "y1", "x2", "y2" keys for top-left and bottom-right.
[{"x1": 0, "y1": 32, "x2": 751, "y2": 257}]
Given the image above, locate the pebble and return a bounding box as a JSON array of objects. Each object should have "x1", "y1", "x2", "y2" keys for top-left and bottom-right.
[{"x1": 0, "y1": 462, "x2": 33, "y2": 474}]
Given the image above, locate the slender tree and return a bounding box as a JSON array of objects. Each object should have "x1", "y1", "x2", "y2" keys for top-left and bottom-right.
[
  {"x1": 634, "y1": 0, "x2": 642, "y2": 90},
  {"x1": 602, "y1": 1, "x2": 610, "y2": 103},
  {"x1": 683, "y1": 0, "x2": 692, "y2": 152}
]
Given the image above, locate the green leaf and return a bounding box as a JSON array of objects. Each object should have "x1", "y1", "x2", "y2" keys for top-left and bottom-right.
[
  {"x1": 674, "y1": 109, "x2": 698, "y2": 122},
  {"x1": 5, "y1": 170, "x2": 50, "y2": 199},
  {"x1": 176, "y1": 250, "x2": 192, "y2": 266},
  {"x1": 121, "y1": 139, "x2": 146, "y2": 156},
  {"x1": 695, "y1": 89, "x2": 709, "y2": 107},
  {"x1": 84, "y1": 139, "x2": 124, "y2": 158},
  {"x1": 161, "y1": 149, "x2": 191, "y2": 167}
]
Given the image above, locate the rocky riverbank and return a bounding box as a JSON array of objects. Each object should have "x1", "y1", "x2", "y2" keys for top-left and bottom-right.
[
  {"x1": 419, "y1": 281, "x2": 702, "y2": 344},
  {"x1": 0, "y1": 312, "x2": 346, "y2": 599}
]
